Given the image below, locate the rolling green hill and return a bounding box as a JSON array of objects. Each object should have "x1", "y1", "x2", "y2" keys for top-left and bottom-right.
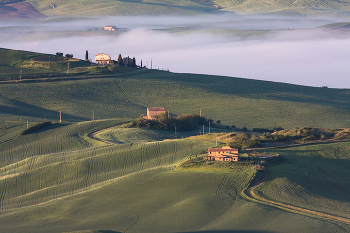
[
  {"x1": 27, "y1": 0, "x2": 215, "y2": 17},
  {"x1": 22, "y1": 0, "x2": 350, "y2": 17},
  {"x1": 255, "y1": 141, "x2": 350, "y2": 218},
  {"x1": 1, "y1": 67, "x2": 350, "y2": 130},
  {"x1": 0, "y1": 119, "x2": 349, "y2": 232}
]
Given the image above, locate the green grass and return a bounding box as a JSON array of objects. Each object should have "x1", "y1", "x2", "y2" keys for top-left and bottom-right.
[
  {"x1": 0, "y1": 118, "x2": 214, "y2": 210},
  {"x1": 212, "y1": 0, "x2": 350, "y2": 17},
  {"x1": 0, "y1": 117, "x2": 349, "y2": 232},
  {"x1": 2, "y1": 68, "x2": 350, "y2": 129},
  {"x1": 22, "y1": 0, "x2": 350, "y2": 17},
  {"x1": 0, "y1": 167, "x2": 347, "y2": 233},
  {"x1": 255, "y1": 141, "x2": 350, "y2": 218},
  {"x1": 27, "y1": 0, "x2": 214, "y2": 16}
]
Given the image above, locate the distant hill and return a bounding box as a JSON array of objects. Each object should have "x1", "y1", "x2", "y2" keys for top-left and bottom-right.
[
  {"x1": 2, "y1": 47, "x2": 350, "y2": 130},
  {"x1": 0, "y1": 1, "x2": 46, "y2": 19},
  {"x1": 19, "y1": 0, "x2": 350, "y2": 17}
]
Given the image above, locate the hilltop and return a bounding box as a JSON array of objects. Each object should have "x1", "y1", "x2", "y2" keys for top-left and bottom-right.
[
  {"x1": 0, "y1": 48, "x2": 350, "y2": 232},
  {"x1": 1, "y1": 47, "x2": 350, "y2": 130},
  {"x1": 1, "y1": 0, "x2": 350, "y2": 18}
]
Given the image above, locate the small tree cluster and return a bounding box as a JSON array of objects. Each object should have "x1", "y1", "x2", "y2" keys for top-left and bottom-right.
[{"x1": 129, "y1": 113, "x2": 207, "y2": 131}]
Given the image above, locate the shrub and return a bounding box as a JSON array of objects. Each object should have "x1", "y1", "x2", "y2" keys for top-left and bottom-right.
[{"x1": 21, "y1": 122, "x2": 52, "y2": 135}]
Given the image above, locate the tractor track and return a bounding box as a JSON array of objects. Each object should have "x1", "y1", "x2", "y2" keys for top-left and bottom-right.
[{"x1": 242, "y1": 171, "x2": 350, "y2": 226}]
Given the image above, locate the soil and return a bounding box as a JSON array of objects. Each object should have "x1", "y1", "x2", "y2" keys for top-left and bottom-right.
[{"x1": 0, "y1": 1, "x2": 46, "y2": 19}]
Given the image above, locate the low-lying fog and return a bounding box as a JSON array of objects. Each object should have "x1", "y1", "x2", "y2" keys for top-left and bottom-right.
[{"x1": 1, "y1": 15, "x2": 350, "y2": 88}]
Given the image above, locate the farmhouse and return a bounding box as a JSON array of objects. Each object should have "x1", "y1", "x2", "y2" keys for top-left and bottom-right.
[
  {"x1": 204, "y1": 146, "x2": 239, "y2": 161},
  {"x1": 95, "y1": 53, "x2": 112, "y2": 65},
  {"x1": 144, "y1": 107, "x2": 166, "y2": 120},
  {"x1": 104, "y1": 25, "x2": 117, "y2": 31}
]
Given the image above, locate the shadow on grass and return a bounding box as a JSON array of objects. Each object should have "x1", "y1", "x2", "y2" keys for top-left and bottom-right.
[
  {"x1": 262, "y1": 142, "x2": 350, "y2": 203},
  {"x1": 178, "y1": 231, "x2": 272, "y2": 233}
]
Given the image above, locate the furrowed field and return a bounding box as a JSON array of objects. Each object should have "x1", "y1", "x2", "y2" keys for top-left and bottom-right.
[
  {"x1": 21, "y1": 0, "x2": 350, "y2": 17},
  {"x1": 1, "y1": 48, "x2": 350, "y2": 232},
  {"x1": 1, "y1": 69, "x2": 350, "y2": 129},
  {"x1": 255, "y1": 142, "x2": 350, "y2": 218}
]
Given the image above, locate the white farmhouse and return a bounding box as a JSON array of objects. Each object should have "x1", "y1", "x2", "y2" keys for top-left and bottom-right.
[{"x1": 95, "y1": 53, "x2": 111, "y2": 65}]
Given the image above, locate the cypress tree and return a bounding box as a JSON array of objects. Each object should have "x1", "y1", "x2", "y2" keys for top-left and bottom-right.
[{"x1": 118, "y1": 54, "x2": 123, "y2": 66}]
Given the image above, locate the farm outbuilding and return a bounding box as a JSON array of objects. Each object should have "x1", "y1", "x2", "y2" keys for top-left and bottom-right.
[
  {"x1": 144, "y1": 107, "x2": 166, "y2": 120},
  {"x1": 204, "y1": 146, "x2": 239, "y2": 161}
]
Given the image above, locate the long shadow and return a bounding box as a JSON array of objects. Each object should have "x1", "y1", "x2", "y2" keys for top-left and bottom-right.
[
  {"x1": 132, "y1": 70, "x2": 350, "y2": 110},
  {"x1": 0, "y1": 97, "x2": 88, "y2": 122},
  {"x1": 178, "y1": 231, "x2": 272, "y2": 233},
  {"x1": 263, "y1": 143, "x2": 350, "y2": 204}
]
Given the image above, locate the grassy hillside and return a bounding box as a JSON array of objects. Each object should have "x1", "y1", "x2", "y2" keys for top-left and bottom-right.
[
  {"x1": 255, "y1": 141, "x2": 350, "y2": 218},
  {"x1": 1, "y1": 68, "x2": 350, "y2": 129},
  {"x1": 0, "y1": 119, "x2": 213, "y2": 210},
  {"x1": 0, "y1": 116, "x2": 349, "y2": 232},
  {"x1": 211, "y1": 0, "x2": 350, "y2": 17},
  {"x1": 27, "y1": 0, "x2": 214, "y2": 16},
  {"x1": 22, "y1": 0, "x2": 350, "y2": 17}
]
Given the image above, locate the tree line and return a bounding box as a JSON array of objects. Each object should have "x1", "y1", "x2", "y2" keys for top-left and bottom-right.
[{"x1": 129, "y1": 113, "x2": 208, "y2": 131}]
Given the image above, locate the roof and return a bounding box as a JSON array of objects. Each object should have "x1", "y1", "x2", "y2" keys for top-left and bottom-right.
[
  {"x1": 208, "y1": 147, "x2": 238, "y2": 152},
  {"x1": 95, "y1": 53, "x2": 109, "y2": 56},
  {"x1": 148, "y1": 107, "x2": 165, "y2": 111},
  {"x1": 105, "y1": 25, "x2": 116, "y2": 28}
]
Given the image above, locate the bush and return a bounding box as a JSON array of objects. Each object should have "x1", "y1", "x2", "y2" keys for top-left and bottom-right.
[
  {"x1": 129, "y1": 114, "x2": 208, "y2": 132},
  {"x1": 21, "y1": 122, "x2": 52, "y2": 135}
]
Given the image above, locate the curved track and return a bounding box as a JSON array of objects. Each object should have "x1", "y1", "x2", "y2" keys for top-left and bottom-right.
[{"x1": 242, "y1": 171, "x2": 350, "y2": 226}]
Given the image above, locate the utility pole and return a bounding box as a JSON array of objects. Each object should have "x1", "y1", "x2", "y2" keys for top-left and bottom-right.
[
  {"x1": 59, "y1": 111, "x2": 62, "y2": 123},
  {"x1": 67, "y1": 63, "x2": 70, "y2": 75},
  {"x1": 27, "y1": 120, "x2": 28, "y2": 129},
  {"x1": 203, "y1": 124, "x2": 204, "y2": 135},
  {"x1": 175, "y1": 126, "x2": 177, "y2": 138},
  {"x1": 216, "y1": 133, "x2": 217, "y2": 146},
  {"x1": 209, "y1": 121, "x2": 210, "y2": 134},
  {"x1": 20, "y1": 70, "x2": 22, "y2": 81},
  {"x1": 151, "y1": 58, "x2": 152, "y2": 69}
]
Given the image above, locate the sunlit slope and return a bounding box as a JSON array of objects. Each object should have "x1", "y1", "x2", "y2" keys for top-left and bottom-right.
[
  {"x1": 27, "y1": 0, "x2": 214, "y2": 16},
  {"x1": 0, "y1": 119, "x2": 131, "y2": 167},
  {"x1": 0, "y1": 48, "x2": 52, "y2": 80},
  {"x1": 1, "y1": 69, "x2": 350, "y2": 129},
  {"x1": 255, "y1": 141, "x2": 350, "y2": 218},
  {"x1": 0, "y1": 120, "x2": 213, "y2": 210},
  {"x1": 212, "y1": 0, "x2": 350, "y2": 17},
  {"x1": 25, "y1": 0, "x2": 350, "y2": 17},
  {"x1": 0, "y1": 168, "x2": 347, "y2": 233}
]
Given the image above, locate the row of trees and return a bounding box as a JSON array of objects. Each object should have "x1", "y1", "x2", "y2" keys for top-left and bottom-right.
[
  {"x1": 117, "y1": 54, "x2": 136, "y2": 67},
  {"x1": 129, "y1": 113, "x2": 208, "y2": 131}
]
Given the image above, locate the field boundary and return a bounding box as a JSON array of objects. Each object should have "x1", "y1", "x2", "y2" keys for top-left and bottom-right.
[
  {"x1": 87, "y1": 124, "x2": 128, "y2": 145},
  {"x1": 241, "y1": 171, "x2": 350, "y2": 226}
]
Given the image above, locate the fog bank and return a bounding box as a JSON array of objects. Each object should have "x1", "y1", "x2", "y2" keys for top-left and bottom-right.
[{"x1": 1, "y1": 16, "x2": 350, "y2": 88}]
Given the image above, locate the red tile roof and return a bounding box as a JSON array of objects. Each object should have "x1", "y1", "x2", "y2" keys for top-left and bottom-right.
[{"x1": 148, "y1": 107, "x2": 165, "y2": 111}]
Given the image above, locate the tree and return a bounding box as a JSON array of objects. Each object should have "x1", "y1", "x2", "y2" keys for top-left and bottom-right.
[
  {"x1": 85, "y1": 50, "x2": 89, "y2": 61},
  {"x1": 132, "y1": 57, "x2": 136, "y2": 67},
  {"x1": 118, "y1": 54, "x2": 123, "y2": 66}
]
